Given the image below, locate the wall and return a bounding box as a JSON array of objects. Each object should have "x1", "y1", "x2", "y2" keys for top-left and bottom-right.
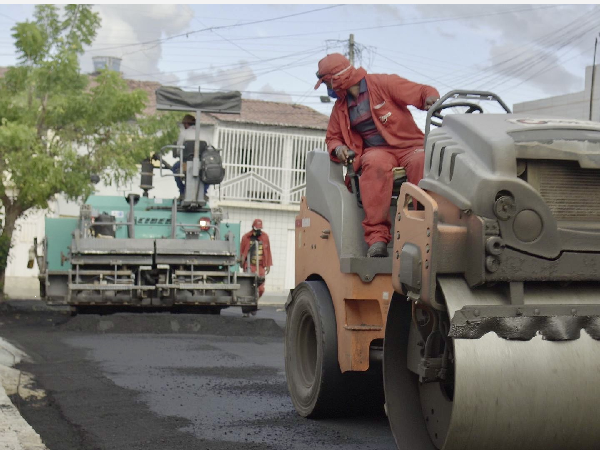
[
  {"x1": 514, "y1": 65, "x2": 600, "y2": 120},
  {"x1": 213, "y1": 201, "x2": 299, "y2": 294},
  {"x1": 2, "y1": 210, "x2": 45, "y2": 298}
]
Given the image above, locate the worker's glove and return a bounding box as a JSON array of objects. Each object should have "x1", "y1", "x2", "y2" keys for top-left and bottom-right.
[
  {"x1": 265, "y1": 267, "x2": 270, "y2": 275},
  {"x1": 334, "y1": 145, "x2": 350, "y2": 164}
]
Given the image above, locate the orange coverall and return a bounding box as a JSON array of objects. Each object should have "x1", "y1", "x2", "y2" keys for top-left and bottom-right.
[
  {"x1": 326, "y1": 74, "x2": 440, "y2": 246},
  {"x1": 240, "y1": 231, "x2": 273, "y2": 297}
]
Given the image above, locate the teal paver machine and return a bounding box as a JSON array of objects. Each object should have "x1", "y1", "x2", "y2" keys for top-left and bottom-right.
[{"x1": 34, "y1": 87, "x2": 259, "y2": 314}]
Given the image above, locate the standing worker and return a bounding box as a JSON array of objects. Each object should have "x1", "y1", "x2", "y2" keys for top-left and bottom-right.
[
  {"x1": 172, "y1": 114, "x2": 195, "y2": 197},
  {"x1": 314, "y1": 53, "x2": 440, "y2": 257},
  {"x1": 240, "y1": 219, "x2": 272, "y2": 298}
]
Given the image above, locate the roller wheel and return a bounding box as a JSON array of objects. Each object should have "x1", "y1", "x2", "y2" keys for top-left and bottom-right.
[
  {"x1": 383, "y1": 298, "x2": 439, "y2": 450},
  {"x1": 384, "y1": 291, "x2": 600, "y2": 450},
  {"x1": 285, "y1": 281, "x2": 348, "y2": 418}
]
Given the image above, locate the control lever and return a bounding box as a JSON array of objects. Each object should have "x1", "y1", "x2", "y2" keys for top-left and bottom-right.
[{"x1": 345, "y1": 150, "x2": 362, "y2": 207}]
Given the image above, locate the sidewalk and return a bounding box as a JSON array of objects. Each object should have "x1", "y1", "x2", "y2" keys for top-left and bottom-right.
[
  {"x1": 259, "y1": 291, "x2": 288, "y2": 306},
  {"x1": 0, "y1": 338, "x2": 48, "y2": 450}
]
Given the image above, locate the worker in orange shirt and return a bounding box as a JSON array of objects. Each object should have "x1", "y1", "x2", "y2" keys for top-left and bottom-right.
[
  {"x1": 240, "y1": 219, "x2": 273, "y2": 297},
  {"x1": 315, "y1": 53, "x2": 439, "y2": 257}
]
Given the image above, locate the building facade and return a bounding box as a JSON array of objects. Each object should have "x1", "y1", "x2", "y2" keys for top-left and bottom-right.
[
  {"x1": 3, "y1": 80, "x2": 328, "y2": 298},
  {"x1": 513, "y1": 65, "x2": 599, "y2": 121}
]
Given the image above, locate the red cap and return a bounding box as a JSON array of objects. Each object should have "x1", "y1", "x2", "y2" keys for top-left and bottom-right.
[
  {"x1": 252, "y1": 219, "x2": 263, "y2": 229},
  {"x1": 314, "y1": 53, "x2": 352, "y2": 89}
]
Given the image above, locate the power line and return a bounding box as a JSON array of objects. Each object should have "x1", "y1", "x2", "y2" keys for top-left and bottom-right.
[
  {"x1": 86, "y1": 4, "x2": 557, "y2": 59},
  {"x1": 502, "y1": 40, "x2": 598, "y2": 93},
  {"x1": 189, "y1": 15, "x2": 314, "y2": 88},
  {"x1": 479, "y1": 10, "x2": 600, "y2": 91},
  {"x1": 89, "y1": 5, "x2": 344, "y2": 54},
  {"x1": 178, "y1": 86, "x2": 324, "y2": 99},
  {"x1": 118, "y1": 46, "x2": 324, "y2": 80},
  {"x1": 178, "y1": 5, "x2": 560, "y2": 45},
  {"x1": 485, "y1": 17, "x2": 600, "y2": 92},
  {"x1": 217, "y1": 52, "x2": 320, "y2": 90},
  {"x1": 443, "y1": 6, "x2": 599, "y2": 89},
  {"x1": 373, "y1": 51, "x2": 453, "y2": 90}
]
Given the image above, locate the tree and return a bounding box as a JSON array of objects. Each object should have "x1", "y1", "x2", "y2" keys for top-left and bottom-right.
[{"x1": 0, "y1": 5, "x2": 180, "y2": 290}]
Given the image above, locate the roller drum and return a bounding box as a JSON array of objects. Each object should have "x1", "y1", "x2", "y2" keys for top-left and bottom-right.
[
  {"x1": 442, "y1": 332, "x2": 600, "y2": 450},
  {"x1": 384, "y1": 281, "x2": 600, "y2": 450}
]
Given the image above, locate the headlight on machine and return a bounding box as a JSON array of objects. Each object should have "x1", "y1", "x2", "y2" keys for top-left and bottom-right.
[{"x1": 199, "y1": 217, "x2": 211, "y2": 231}]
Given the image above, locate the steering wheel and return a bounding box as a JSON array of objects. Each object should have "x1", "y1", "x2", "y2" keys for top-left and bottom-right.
[{"x1": 430, "y1": 101, "x2": 484, "y2": 128}]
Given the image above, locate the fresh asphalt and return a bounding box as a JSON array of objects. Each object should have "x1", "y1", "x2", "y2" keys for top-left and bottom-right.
[{"x1": 0, "y1": 302, "x2": 396, "y2": 450}]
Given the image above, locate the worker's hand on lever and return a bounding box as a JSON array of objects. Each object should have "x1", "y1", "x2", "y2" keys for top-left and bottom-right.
[
  {"x1": 335, "y1": 145, "x2": 353, "y2": 165},
  {"x1": 424, "y1": 96, "x2": 440, "y2": 111}
]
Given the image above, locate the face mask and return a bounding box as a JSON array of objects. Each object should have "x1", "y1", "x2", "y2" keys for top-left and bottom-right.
[
  {"x1": 327, "y1": 87, "x2": 338, "y2": 99},
  {"x1": 253, "y1": 228, "x2": 262, "y2": 236}
]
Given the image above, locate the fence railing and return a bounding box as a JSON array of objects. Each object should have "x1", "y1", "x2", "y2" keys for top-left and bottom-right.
[{"x1": 216, "y1": 127, "x2": 325, "y2": 205}]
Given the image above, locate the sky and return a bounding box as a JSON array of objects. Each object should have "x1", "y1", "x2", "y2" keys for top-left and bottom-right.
[{"x1": 0, "y1": 2, "x2": 599, "y2": 126}]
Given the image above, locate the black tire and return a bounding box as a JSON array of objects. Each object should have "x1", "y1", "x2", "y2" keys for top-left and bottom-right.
[
  {"x1": 39, "y1": 279, "x2": 47, "y2": 299},
  {"x1": 241, "y1": 305, "x2": 258, "y2": 315},
  {"x1": 383, "y1": 297, "x2": 437, "y2": 450},
  {"x1": 285, "y1": 280, "x2": 350, "y2": 418}
]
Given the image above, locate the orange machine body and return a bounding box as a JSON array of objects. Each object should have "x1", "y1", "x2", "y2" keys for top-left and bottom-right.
[{"x1": 295, "y1": 197, "x2": 393, "y2": 373}]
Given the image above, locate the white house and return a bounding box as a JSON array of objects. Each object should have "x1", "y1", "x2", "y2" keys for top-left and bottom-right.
[{"x1": 3, "y1": 76, "x2": 329, "y2": 298}]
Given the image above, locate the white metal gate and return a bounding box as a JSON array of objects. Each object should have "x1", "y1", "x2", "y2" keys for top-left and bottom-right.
[{"x1": 216, "y1": 128, "x2": 325, "y2": 205}]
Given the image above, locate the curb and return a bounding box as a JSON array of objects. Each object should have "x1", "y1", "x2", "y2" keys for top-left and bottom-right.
[{"x1": 0, "y1": 339, "x2": 48, "y2": 450}]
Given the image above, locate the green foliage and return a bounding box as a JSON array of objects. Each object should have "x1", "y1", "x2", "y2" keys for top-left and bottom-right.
[{"x1": 0, "y1": 4, "x2": 180, "y2": 214}]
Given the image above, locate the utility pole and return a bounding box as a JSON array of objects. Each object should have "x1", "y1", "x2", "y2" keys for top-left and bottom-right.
[
  {"x1": 590, "y1": 34, "x2": 598, "y2": 121},
  {"x1": 349, "y1": 34, "x2": 355, "y2": 66}
]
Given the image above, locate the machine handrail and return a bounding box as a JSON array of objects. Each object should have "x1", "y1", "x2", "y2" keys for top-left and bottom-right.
[
  {"x1": 158, "y1": 144, "x2": 185, "y2": 178},
  {"x1": 425, "y1": 90, "x2": 512, "y2": 137}
]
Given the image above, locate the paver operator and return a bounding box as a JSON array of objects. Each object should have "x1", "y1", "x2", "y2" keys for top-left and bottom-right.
[
  {"x1": 172, "y1": 114, "x2": 195, "y2": 197},
  {"x1": 315, "y1": 53, "x2": 440, "y2": 257},
  {"x1": 172, "y1": 114, "x2": 210, "y2": 200},
  {"x1": 240, "y1": 219, "x2": 273, "y2": 298}
]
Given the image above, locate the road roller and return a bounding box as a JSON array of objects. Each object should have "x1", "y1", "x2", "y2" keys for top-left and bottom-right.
[{"x1": 285, "y1": 90, "x2": 600, "y2": 449}]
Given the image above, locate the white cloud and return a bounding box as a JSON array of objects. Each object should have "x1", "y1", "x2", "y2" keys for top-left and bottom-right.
[
  {"x1": 81, "y1": 5, "x2": 194, "y2": 84},
  {"x1": 367, "y1": 5, "x2": 404, "y2": 22},
  {"x1": 255, "y1": 83, "x2": 293, "y2": 103},
  {"x1": 186, "y1": 61, "x2": 257, "y2": 92},
  {"x1": 484, "y1": 43, "x2": 581, "y2": 94},
  {"x1": 413, "y1": 4, "x2": 598, "y2": 93}
]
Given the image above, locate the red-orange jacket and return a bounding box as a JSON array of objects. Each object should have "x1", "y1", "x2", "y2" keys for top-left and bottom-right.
[
  {"x1": 240, "y1": 231, "x2": 272, "y2": 269},
  {"x1": 326, "y1": 74, "x2": 439, "y2": 170}
]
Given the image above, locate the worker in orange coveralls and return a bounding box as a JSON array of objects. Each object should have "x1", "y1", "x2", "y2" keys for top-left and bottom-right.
[
  {"x1": 240, "y1": 219, "x2": 273, "y2": 298},
  {"x1": 315, "y1": 53, "x2": 440, "y2": 258}
]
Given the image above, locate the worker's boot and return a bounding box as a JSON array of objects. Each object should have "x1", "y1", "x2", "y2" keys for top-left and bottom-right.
[{"x1": 367, "y1": 241, "x2": 388, "y2": 258}]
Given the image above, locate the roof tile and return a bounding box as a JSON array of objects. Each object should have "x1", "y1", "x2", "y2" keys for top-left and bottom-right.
[{"x1": 0, "y1": 67, "x2": 330, "y2": 131}]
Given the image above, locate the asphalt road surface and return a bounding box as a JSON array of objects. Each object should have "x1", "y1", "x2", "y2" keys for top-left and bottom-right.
[{"x1": 0, "y1": 302, "x2": 396, "y2": 450}]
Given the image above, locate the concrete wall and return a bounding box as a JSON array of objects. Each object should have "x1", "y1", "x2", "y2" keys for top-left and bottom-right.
[
  {"x1": 3, "y1": 210, "x2": 45, "y2": 299},
  {"x1": 214, "y1": 201, "x2": 299, "y2": 294},
  {"x1": 514, "y1": 65, "x2": 600, "y2": 120}
]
